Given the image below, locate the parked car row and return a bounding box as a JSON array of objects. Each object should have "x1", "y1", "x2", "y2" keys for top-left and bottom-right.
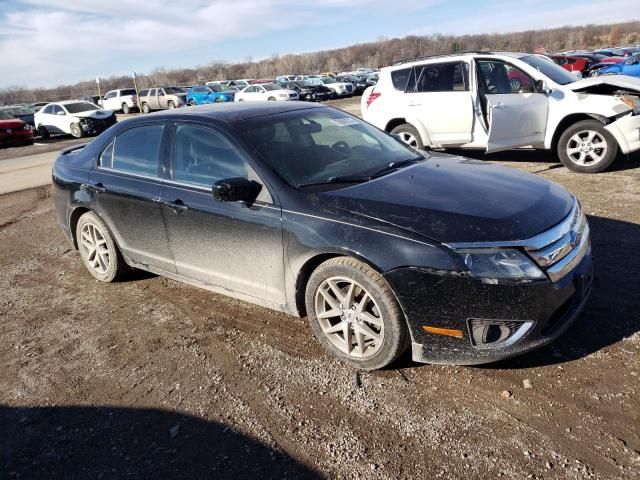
[{"x1": 549, "y1": 44, "x2": 640, "y2": 78}]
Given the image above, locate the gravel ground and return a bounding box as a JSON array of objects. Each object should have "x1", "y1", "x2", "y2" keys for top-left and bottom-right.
[{"x1": 0, "y1": 98, "x2": 639, "y2": 480}]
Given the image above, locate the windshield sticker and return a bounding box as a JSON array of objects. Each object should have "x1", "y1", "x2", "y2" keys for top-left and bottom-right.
[{"x1": 330, "y1": 118, "x2": 359, "y2": 127}]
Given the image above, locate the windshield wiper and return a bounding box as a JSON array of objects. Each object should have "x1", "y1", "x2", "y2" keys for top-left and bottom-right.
[
  {"x1": 297, "y1": 175, "x2": 372, "y2": 188},
  {"x1": 370, "y1": 156, "x2": 425, "y2": 178}
]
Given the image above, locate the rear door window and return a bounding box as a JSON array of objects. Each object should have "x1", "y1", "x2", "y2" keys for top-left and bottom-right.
[
  {"x1": 412, "y1": 62, "x2": 468, "y2": 92},
  {"x1": 102, "y1": 125, "x2": 164, "y2": 177}
]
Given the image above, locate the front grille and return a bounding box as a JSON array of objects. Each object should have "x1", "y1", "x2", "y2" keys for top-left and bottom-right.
[
  {"x1": 346, "y1": 84, "x2": 353, "y2": 92},
  {"x1": 525, "y1": 202, "x2": 590, "y2": 282}
]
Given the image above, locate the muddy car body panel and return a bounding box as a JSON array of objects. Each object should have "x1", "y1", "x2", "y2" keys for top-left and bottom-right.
[{"x1": 52, "y1": 103, "x2": 593, "y2": 365}]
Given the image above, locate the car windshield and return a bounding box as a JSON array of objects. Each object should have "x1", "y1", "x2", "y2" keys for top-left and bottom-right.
[
  {"x1": 519, "y1": 55, "x2": 578, "y2": 85},
  {"x1": 208, "y1": 84, "x2": 222, "y2": 92},
  {"x1": 164, "y1": 87, "x2": 186, "y2": 94},
  {"x1": 297, "y1": 81, "x2": 315, "y2": 87},
  {"x1": 64, "y1": 102, "x2": 99, "y2": 113},
  {"x1": 262, "y1": 83, "x2": 280, "y2": 91},
  {"x1": 321, "y1": 78, "x2": 336, "y2": 84},
  {"x1": 236, "y1": 108, "x2": 422, "y2": 188},
  {"x1": 120, "y1": 89, "x2": 136, "y2": 96},
  {"x1": 0, "y1": 111, "x2": 14, "y2": 120}
]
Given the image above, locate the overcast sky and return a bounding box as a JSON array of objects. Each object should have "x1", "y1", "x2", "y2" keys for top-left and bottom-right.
[{"x1": 0, "y1": 0, "x2": 637, "y2": 88}]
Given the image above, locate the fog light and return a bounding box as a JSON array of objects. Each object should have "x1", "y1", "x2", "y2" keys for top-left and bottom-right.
[{"x1": 467, "y1": 319, "x2": 533, "y2": 349}]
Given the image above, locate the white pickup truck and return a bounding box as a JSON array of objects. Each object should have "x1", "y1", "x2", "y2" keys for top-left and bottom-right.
[{"x1": 99, "y1": 89, "x2": 138, "y2": 114}]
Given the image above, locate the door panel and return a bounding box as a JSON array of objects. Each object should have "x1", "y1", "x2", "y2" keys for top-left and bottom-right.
[
  {"x1": 485, "y1": 93, "x2": 548, "y2": 152},
  {"x1": 403, "y1": 61, "x2": 473, "y2": 145},
  {"x1": 159, "y1": 185, "x2": 285, "y2": 303}
]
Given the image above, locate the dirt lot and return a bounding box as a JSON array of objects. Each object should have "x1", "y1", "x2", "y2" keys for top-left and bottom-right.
[{"x1": 1, "y1": 99, "x2": 639, "y2": 479}]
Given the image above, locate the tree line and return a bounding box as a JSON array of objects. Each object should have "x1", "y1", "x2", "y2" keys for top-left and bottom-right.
[{"x1": 2, "y1": 20, "x2": 639, "y2": 105}]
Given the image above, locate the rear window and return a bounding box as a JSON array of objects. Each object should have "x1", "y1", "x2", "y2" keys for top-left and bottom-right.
[
  {"x1": 391, "y1": 68, "x2": 412, "y2": 91},
  {"x1": 65, "y1": 102, "x2": 98, "y2": 114}
]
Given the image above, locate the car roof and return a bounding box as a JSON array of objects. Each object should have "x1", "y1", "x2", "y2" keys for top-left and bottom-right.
[
  {"x1": 130, "y1": 102, "x2": 323, "y2": 124},
  {"x1": 389, "y1": 51, "x2": 529, "y2": 68}
]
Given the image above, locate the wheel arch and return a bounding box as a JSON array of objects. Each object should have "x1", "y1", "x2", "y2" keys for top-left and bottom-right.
[
  {"x1": 384, "y1": 118, "x2": 433, "y2": 147},
  {"x1": 294, "y1": 250, "x2": 385, "y2": 317},
  {"x1": 68, "y1": 206, "x2": 92, "y2": 249},
  {"x1": 549, "y1": 113, "x2": 611, "y2": 151}
]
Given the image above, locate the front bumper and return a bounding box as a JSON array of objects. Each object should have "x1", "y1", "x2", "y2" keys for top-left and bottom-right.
[
  {"x1": 384, "y1": 249, "x2": 593, "y2": 365},
  {"x1": 606, "y1": 113, "x2": 640, "y2": 154}
]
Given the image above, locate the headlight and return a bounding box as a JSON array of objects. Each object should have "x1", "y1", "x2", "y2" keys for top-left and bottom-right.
[
  {"x1": 619, "y1": 95, "x2": 640, "y2": 114},
  {"x1": 460, "y1": 249, "x2": 545, "y2": 283}
]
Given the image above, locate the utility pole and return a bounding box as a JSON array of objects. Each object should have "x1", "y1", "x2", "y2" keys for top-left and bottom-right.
[
  {"x1": 96, "y1": 77, "x2": 102, "y2": 105},
  {"x1": 132, "y1": 71, "x2": 140, "y2": 108}
]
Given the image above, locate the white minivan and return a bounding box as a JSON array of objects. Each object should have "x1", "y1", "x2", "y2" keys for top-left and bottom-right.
[{"x1": 362, "y1": 52, "x2": 640, "y2": 173}]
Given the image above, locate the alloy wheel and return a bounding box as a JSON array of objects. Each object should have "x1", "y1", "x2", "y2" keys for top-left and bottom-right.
[
  {"x1": 566, "y1": 129, "x2": 608, "y2": 166},
  {"x1": 397, "y1": 131, "x2": 419, "y2": 148},
  {"x1": 79, "y1": 222, "x2": 111, "y2": 275},
  {"x1": 314, "y1": 276, "x2": 384, "y2": 358}
]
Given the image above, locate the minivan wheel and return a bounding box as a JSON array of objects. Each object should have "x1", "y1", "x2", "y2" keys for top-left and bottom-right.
[
  {"x1": 70, "y1": 123, "x2": 84, "y2": 138},
  {"x1": 557, "y1": 119, "x2": 618, "y2": 173},
  {"x1": 141, "y1": 103, "x2": 150, "y2": 114},
  {"x1": 76, "y1": 211, "x2": 127, "y2": 282},
  {"x1": 122, "y1": 103, "x2": 130, "y2": 114},
  {"x1": 305, "y1": 257, "x2": 409, "y2": 370},
  {"x1": 390, "y1": 123, "x2": 424, "y2": 150}
]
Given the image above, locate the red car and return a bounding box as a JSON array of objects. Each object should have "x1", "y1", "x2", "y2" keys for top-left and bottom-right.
[
  {"x1": 0, "y1": 111, "x2": 34, "y2": 147},
  {"x1": 550, "y1": 55, "x2": 589, "y2": 73}
]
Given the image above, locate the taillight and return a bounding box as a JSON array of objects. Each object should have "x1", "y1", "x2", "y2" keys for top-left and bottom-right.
[{"x1": 366, "y1": 91, "x2": 381, "y2": 108}]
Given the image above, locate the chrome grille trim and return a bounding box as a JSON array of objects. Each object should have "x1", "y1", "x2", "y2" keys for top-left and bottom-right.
[
  {"x1": 527, "y1": 212, "x2": 586, "y2": 267},
  {"x1": 546, "y1": 223, "x2": 590, "y2": 282}
]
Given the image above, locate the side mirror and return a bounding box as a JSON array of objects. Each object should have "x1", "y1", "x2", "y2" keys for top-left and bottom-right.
[
  {"x1": 534, "y1": 79, "x2": 552, "y2": 95},
  {"x1": 212, "y1": 177, "x2": 262, "y2": 203}
]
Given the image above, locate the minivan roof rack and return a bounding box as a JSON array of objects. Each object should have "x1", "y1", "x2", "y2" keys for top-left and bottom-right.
[{"x1": 392, "y1": 50, "x2": 494, "y2": 66}]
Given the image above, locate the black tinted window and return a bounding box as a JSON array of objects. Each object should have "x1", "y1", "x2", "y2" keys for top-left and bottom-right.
[
  {"x1": 139, "y1": 89, "x2": 149, "y2": 96},
  {"x1": 391, "y1": 68, "x2": 412, "y2": 91},
  {"x1": 172, "y1": 125, "x2": 249, "y2": 187},
  {"x1": 412, "y1": 62, "x2": 468, "y2": 92},
  {"x1": 109, "y1": 125, "x2": 164, "y2": 176},
  {"x1": 120, "y1": 89, "x2": 136, "y2": 95}
]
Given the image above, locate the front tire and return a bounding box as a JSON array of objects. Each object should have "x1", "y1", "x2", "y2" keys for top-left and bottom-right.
[
  {"x1": 76, "y1": 211, "x2": 128, "y2": 282},
  {"x1": 305, "y1": 257, "x2": 409, "y2": 370},
  {"x1": 121, "y1": 103, "x2": 130, "y2": 114},
  {"x1": 70, "y1": 123, "x2": 84, "y2": 138},
  {"x1": 390, "y1": 123, "x2": 424, "y2": 150},
  {"x1": 37, "y1": 126, "x2": 49, "y2": 139},
  {"x1": 557, "y1": 119, "x2": 618, "y2": 173}
]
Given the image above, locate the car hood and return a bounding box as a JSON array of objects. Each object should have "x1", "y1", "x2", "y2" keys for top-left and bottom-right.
[
  {"x1": 72, "y1": 110, "x2": 114, "y2": 119},
  {"x1": 320, "y1": 155, "x2": 574, "y2": 244},
  {"x1": 567, "y1": 75, "x2": 640, "y2": 93}
]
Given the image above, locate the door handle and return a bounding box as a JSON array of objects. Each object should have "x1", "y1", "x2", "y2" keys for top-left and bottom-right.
[
  {"x1": 80, "y1": 183, "x2": 107, "y2": 194},
  {"x1": 163, "y1": 199, "x2": 189, "y2": 213},
  {"x1": 491, "y1": 102, "x2": 505, "y2": 110}
]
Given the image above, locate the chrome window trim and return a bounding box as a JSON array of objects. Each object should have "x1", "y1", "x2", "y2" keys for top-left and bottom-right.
[{"x1": 445, "y1": 199, "x2": 579, "y2": 251}]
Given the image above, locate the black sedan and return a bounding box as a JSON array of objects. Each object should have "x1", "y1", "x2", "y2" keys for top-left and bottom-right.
[
  {"x1": 279, "y1": 81, "x2": 332, "y2": 101},
  {"x1": 52, "y1": 103, "x2": 593, "y2": 370}
]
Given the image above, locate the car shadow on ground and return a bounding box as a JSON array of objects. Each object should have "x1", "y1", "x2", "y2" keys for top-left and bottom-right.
[
  {"x1": 449, "y1": 148, "x2": 640, "y2": 173},
  {"x1": 393, "y1": 215, "x2": 640, "y2": 371},
  {"x1": 1, "y1": 405, "x2": 321, "y2": 480}
]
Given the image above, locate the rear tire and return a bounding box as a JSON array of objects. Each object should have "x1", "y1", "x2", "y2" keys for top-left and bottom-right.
[
  {"x1": 188, "y1": 99, "x2": 196, "y2": 106},
  {"x1": 141, "y1": 103, "x2": 150, "y2": 114},
  {"x1": 305, "y1": 257, "x2": 409, "y2": 370},
  {"x1": 390, "y1": 123, "x2": 424, "y2": 150},
  {"x1": 168, "y1": 101, "x2": 176, "y2": 109},
  {"x1": 267, "y1": 97, "x2": 276, "y2": 101},
  {"x1": 557, "y1": 119, "x2": 618, "y2": 173},
  {"x1": 121, "y1": 103, "x2": 130, "y2": 114},
  {"x1": 76, "y1": 211, "x2": 128, "y2": 282}
]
